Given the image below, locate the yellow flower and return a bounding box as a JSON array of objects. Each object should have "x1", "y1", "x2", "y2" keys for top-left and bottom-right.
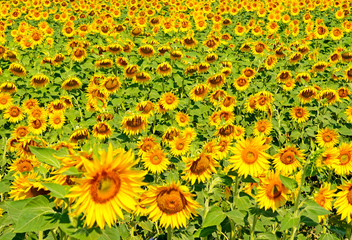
[
  {"x1": 229, "y1": 137, "x2": 270, "y2": 177},
  {"x1": 141, "y1": 182, "x2": 201, "y2": 229},
  {"x1": 256, "y1": 171, "x2": 289, "y2": 211},
  {"x1": 334, "y1": 182, "x2": 352, "y2": 223},
  {"x1": 316, "y1": 128, "x2": 339, "y2": 148},
  {"x1": 67, "y1": 144, "x2": 146, "y2": 229},
  {"x1": 183, "y1": 153, "x2": 218, "y2": 184},
  {"x1": 142, "y1": 148, "x2": 169, "y2": 174},
  {"x1": 273, "y1": 146, "x2": 304, "y2": 175}
]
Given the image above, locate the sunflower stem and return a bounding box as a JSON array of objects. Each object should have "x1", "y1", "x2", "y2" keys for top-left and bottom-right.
[
  {"x1": 167, "y1": 226, "x2": 173, "y2": 240},
  {"x1": 38, "y1": 231, "x2": 43, "y2": 240},
  {"x1": 232, "y1": 174, "x2": 239, "y2": 206},
  {"x1": 290, "y1": 153, "x2": 309, "y2": 240}
]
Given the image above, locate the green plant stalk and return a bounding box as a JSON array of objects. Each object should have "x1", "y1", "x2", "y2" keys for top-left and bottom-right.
[
  {"x1": 167, "y1": 226, "x2": 173, "y2": 240},
  {"x1": 232, "y1": 174, "x2": 239, "y2": 205},
  {"x1": 290, "y1": 158, "x2": 308, "y2": 240},
  {"x1": 38, "y1": 231, "x2": 43, "y2": 240},
  {"x1": 250, "y1": 202, "x2": 258, "y2": 240}
]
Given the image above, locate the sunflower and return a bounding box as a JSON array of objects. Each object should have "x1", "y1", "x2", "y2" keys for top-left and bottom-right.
[
  {"x1": 175, "y1": 112, "x2": 190, "y2": 127},
  {"x1": 28, "y1": 118, "x2": 47, "y2": 135},
  {"x1": 205, "y1": 53, "x2": 218, "y2": 63},
  {"x1": 62, "y1": 77, "x2": 82, "y2": 91},
  {"x1": 264, "y1": 55, "x2": 277, "y2": 70},
  {"x1": 253, "y1": 119, "x2": 272, "y2": 136},
  {"x1": 183, "y1": 153, "x2": 218, "y2": 184},
  {"x1": 298, "y1": 87, "x2": 318, "y2": 103},
  {"x1": 101, "y1": 76, "x2": 121, "y2": 95},
  {"x1": 30, "y1": 74, "x2": 50, "y2": 88},
  {"x1": 162, "y1": 127, "x2": 181, "y2": 143},
  {"x1": 316, "y1": 147, "x2": 339, "y2": 170},
  {"x1": 229, "y1": 137, "x2": 270, "y2": 177},
  {"x1": 9, "y1": 172, "x2": 49, "y2": 201},
  {"x1": 142, "y1": 148, "x2": 169, "y2": 174},
  {"x1": 159, "y1": 92, "x2": 179, "y2": 111},
  {"x1": 48, "y1": 112, "x2": 65, "y2": 129},
  {"x1": 276, "y1": 71, "x2": 292, "y2": 83},
  {"x1": 289, "y1": 52, "x2": 303, "y2": 64},
  {"x1": 136, "y1": 101, "x2": 154, "y2": 116},
  {"x1": 312, "y1": 61, "x2": 329, "y2": 73},
  {"x1": 4, "y1": 105, "x2": 24, "y2": 123},
  {"x1": 67, "y1": 144, "x2": 146, "y2": 229},
  {"x1": 116, "y1": 57, "x2": 129, "y2": 68},
  {"x1": 190, "y1": 84, "x2": 209, "y2": 101},
  {"x1": 242, "y1": 67, "x2": 256, "y2": 80},
  {"x1": 121, "y1": 114, "x2": 148, "y2": 135},
  {"x1": 282, "y1": 79, "x2": 296, "y2": 91},
  {"x1": 315, "y1": 25, "x2": 329, "y2": 39},
  {"x1": 156, "y1": 62, "x2": 172, "y2": 76},
  {"x1": 333, "y1": 143, "x2": 352, "y2": 175},
  {"x1": 28, "y1": 106, "x2": 47, "y2": 120},
  {"x1": 221, "y1": 95, "x2": 236, "y2": 111},
  {"x1": 71, "y1": 47, "x2": 87, "y2": 62},
  {"x1": 182, "y1": 127, "x2": 197, "y2": 142},
  {"x1": 334, "y1": 182, "x2": 352, "y2": 223},
  {"x1": 290, "y1": 106, "x2": 309, "y2": 123},
  {"x1": 216, "y1": 139, "x2": 231, "y2": 160},
  {"x1": 330, "y1": 27, "x2": 344, "y2": 41},
  {"x1": 92, "y1": 122, "x2": 113, "y2": 140},
  {"x1": 345, "y1": 66, "x2": 352, "y2": 81},
  {"x1": 124, "y1": 65, "x2": 139, "y2": 78},
  {"x1": 182, "y1": 36, "x2": 198, "y2": 49},
  {"x1": 0, "y1": 93, "x2": 12, "y2": 110},
  {"x1": 209, "y1": 90, "x2": 227, "y2": 106},
  {"x1": 296, "y1": 73, "x2": 311, "y2": 83},
  {"x1": 9, "y1": 63, "x2": 26, "y2": 77},
  {"x1": 316, "y1": 128, "x2": 339, "y2": 148},
  {"x1": 198, "y1": 62, "x2": 210, "y2": 73},
  {"x1": 216, "y1": 124, "x2": 236, "y2": 140},
  {"x1": 170, "y1": 50, "x2": 183, "y2": 61},
  {"x1": 9, "y1": 156, "x2": 39, "y2": 173},
  {"x1": 134, "y1": 71, "x2": 151, "y2": 85},
  {"x1": 256, "y1": 171, "x2": 289, "y2": 211},
  {"x1": 314, "y1": 183, "x2": 335, "y2": 222},
  {"x1": 137, "y1": 136, "x2": 158, "y2": 157},
  {"x1": 169, "y1": 136, "x2": 191, "y2": 156},
  {"x1": 95, "y1": 59, "x2": 114, "y2": 68},
  {"x1": 13, "y1": 126, "x2": 29, "y2": 138},
  {"x1": 338, "y1": 87, "x2": 350, "y2": 100},
  {"x1": 141, "y1": 182, "x2": 201, "y2": 229},
  {"x1": 273, "y1": 146, "x2": 304, "y2": 175},
  {"x1": 317, "y1": 89, "x2": 339, "y2": 106},
  {"x1": 69, "y1": 128, "x2": 89, "y2": 143}
]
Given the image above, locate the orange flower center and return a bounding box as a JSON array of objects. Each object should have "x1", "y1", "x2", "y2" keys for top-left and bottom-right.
[
  {"x1": 150, "y1": 154, "x2": 162, "y2": 165},
  {"x1": 90, "y1": 171, "x2": 121, "y2": 203},
  {"x1": 280, "y1": 151, "x2": 296, "y2": 165},
  {"x1": 190, "y1": 154, "x2": 211, "y2": 174},
  {"x1": 266, "y1": 183, "x2": 282, "y2": 199},
  {"x1": 242, "y1": 149, "x2": 258, "y2": 164},
  {"x1": 157, "y1": 189, "x2": 185, "y2": 214},
  {"x1": 339, "y1": 151, "x2": 351, "y2": 165}
]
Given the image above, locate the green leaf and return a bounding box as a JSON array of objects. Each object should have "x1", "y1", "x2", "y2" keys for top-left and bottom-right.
[
  {"x1": 202, "y1": 206, "x2": 226, "y2": 228},
  {"x1": 338, "y1": 126, "x2": 352, "y2": 136},
  {"x1": 71, "y1": 228, "x2": 102, "y2": 240},
  {"x1": 13, "y1": 196, "x2": 59, "y2": 233},
  {"x1": 257, "y1": 232, "x2": 277, "y2": 240},
  {"x1": 226, "y1": 210, "x2": 245, "y2": 226},
  {"x1": 303, "y1": 200, "x2": 331, "y2": 216},
  {"x1": 320, "y1": 234, "x2": 340, "y2": 240},
  {"x1": 42, "y1": 183, "x2": 70, "y2": 199},
  {"x1": 281, "y1": 213, "x2": 300, "y2": 231},
  {"x1": 280, "y1": 175, "x2": 298, "y2": 191},
  {"x1": 193, "y1": 226, "x2": 217, "y2": 238},
  {"x1": 0, "y1": 181, "x2": 10, "y2": 193},
  {"x1": 29, "y1": 146, "x2": 67, "y2": 169},
  {"x1": 62, "y1": 167, "x2": 81, "y2": 176},
  {"x1": 98, "y1": 226, "x2": 121, "y2": 240},
  {"x1": 234, "y1": 195, "x2": 251, "y2": 210}
]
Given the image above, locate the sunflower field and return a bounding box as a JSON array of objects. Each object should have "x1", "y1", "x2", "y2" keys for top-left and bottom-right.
[{"x1": 2, "y1": 0, "x2": 352, "y2": 239}]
